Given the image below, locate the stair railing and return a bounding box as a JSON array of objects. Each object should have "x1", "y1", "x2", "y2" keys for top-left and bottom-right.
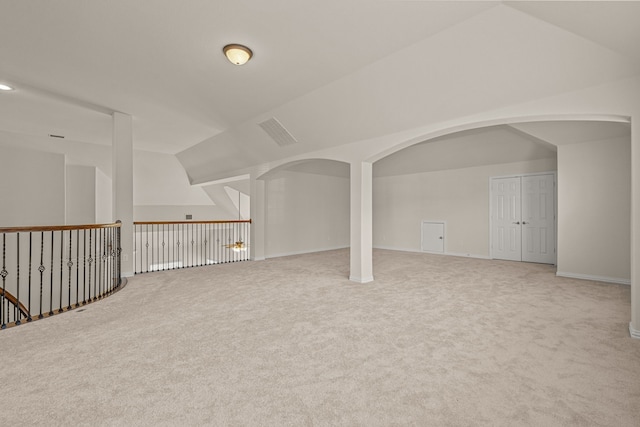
[
  {"x1": 0, "y1": 221, "x2": 123, "y2": 329},
  {"x1": 133, "y1": 220, "x2": 251, "y2": 274}
]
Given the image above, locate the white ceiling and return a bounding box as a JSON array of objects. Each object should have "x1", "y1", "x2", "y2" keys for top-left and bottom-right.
[{"x1": 0, "y1": 0, "x2": 638, "y2": 166}]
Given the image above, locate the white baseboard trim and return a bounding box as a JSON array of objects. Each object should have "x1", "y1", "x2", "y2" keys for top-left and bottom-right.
[
  {"x1": 630, "y1": 323, "x2": 640, "y2": 339},
  {"x1": 445, "y1": 251, "x2": 491, "y2": 260},
  {"x1": 122, "y1": 271, "x2": 135, "y2": 278},
  {"x1": 555, "y1": 271, "x2": 630, "y2": 286},
  {"x1": 251, "y1": 256, "x2": 266, "y2": 261},
  {"x1": 349, "y1": 275, "x2": 374, "y2": 283},
  {"x1": 267, "y1": 245, "x2": 349, "y2": 259}
]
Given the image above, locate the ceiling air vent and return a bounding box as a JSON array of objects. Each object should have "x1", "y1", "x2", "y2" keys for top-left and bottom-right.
[{"x1": 258, "y1": 117, "x2": 298, "y2": 147}]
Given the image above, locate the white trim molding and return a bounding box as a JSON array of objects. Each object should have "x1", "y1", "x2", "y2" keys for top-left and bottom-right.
[
  {"x1": 630, "y1": 323, "x2": 640, "y2": 339},
  {"x1": 349, "y1": 275, "x2": 374, "y2": 283},
  {"x1": 556, "y1": 271, "x2": 631, "y2": 286}
]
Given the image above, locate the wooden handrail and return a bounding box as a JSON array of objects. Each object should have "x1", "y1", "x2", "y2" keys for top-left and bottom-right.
[
  {"x1": 0, "y1": 222, "x2": 122, "y2": 234},
  {"x1": 134, "y1": 220, "x2": 251, "y2": 225},
  {"x1": 0, "y1": 288, "x2": 30, "y2": 319}
]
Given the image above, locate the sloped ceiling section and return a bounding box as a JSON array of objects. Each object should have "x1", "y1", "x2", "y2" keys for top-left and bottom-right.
[
  {"x1": 0, "y1": 0, "x2": 496, "y2": 153},
  {"x1": 177, "y1": 3, "x2": 640, "y2": 184},
  {"x1": 506, "y1": 1, "x2": 640, "y2": 64}
]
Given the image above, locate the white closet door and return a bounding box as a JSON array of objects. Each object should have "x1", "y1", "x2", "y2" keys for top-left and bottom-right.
[
  {"x1": 491, "y1": 177, "x2": 522, "y2": 261},
  {"x1": 521, "y1": 174, "x2": 555, "y2": 264}
]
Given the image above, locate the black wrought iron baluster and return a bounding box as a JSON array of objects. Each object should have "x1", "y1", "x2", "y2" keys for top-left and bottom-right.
[
  {"x1": 88, "y1": 229, "x2": 93, "y2": 301},
  {"x1": 145, "y1": 224, "x2": 149, "y2": 273},
  {"x1": 205, "y1": 223, "x2": 209, "y2": 264},
  {"x1": 171, "y1": 224, "x2": 174, "y2": 270},
  {"x1": 105, "y1": 227, "x2": 110, "y2": 294},
  {"x1": 109, "y1": 226, "x2": 114, "y2": 292},
  {"x1": 82, "y1": 229, "x2": 86, "y2": 304},
  {"x1": 222, "y1": 222, "x2": 226, "y2": 264},
  {"x1": 226, "y1": 222, "x2": 230, "y2": 264},
  {"x1": 16, "y1": 233, "x2": 21, "y2": 325},
  {"x1": 27, "y1": 232, "x2": 33, "y2": 321},
  {"x1": 66, "y1": 229, "x2": 73, "y2": 310},
  {"x1": 105, "y1": 227, "x2": 110, "y2": 295},
  {"x1": 75, "y1": 229, "x2": 80, "y2": 307},
  {"x1": 58, "y1": 230, "x2": 64, "y2": 313},
  {"x1": 187, "y1": 223, "x2": 190, "y2": 268},
  {"x1": 175, "y1": 224, "x2": 180, "y2": 269},
  {"x1": 49, "y1": 231, "x2": 54, "y2": 316},
  {"x1": 96, "y1": 228, "x2": 101, "y2": 299},
  {"x1": 38, "y1": 232, "x2": 44, "y2": 319},
  {"x1": 215, "y1": 223, "x2": 218, "y2": 263},
  {"x1": 156, "y1": 223, "x2": 159, "y2": 271},
  {"x1": 116, "y1": 223, "x2": 122, "y2": 286},
  {"x1": 1, "y1": 234, "x2": 7, "y2": 329},
  {"x1": 94, "y1": 228, "x2": 98, "y2": 300},
  {"x1": 105, "y1": 228, "x2": 109, "y2": 294},
  {"x1": 200, "y1": 223, "x2": 204, "y2": 266},
  {"x1": 100, "y1": 227, "x2": 105, "y2": 297},
  {"x1": 198, "y1": 223, "x2": 202, "y2": 266},
  {"x1": 162, "y1": 224, "x2": 166, "y2": 270}
]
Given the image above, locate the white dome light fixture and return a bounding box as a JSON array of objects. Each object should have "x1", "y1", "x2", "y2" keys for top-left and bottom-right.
[
  {"x1": 223, "y1": 44, "x2": 253, "y2": 66},
  {"x1": 0, "y1": 83, "x2": 14, "y2": 91}
]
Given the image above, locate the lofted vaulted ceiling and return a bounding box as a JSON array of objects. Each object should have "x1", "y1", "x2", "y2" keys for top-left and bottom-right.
[{"x1": 1, "y1": 1, "x2": 639, "y2": 181}]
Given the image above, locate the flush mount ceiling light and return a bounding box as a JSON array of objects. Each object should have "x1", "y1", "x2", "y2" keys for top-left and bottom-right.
[
  {"x1": 0, "y1": 83, "x2": 14, "y2": 91},
  {"x1": 223, "y1": 44, "x2": 253, "y2": 65}
]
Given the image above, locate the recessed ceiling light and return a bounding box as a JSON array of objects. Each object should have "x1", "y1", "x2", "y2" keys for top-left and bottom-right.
[
  {"x1": 223, "y1": 44, "x2": 253, "y2": 66},
  {"x1": 0, "y1": 84, "x2": 14, "y2": 91}
]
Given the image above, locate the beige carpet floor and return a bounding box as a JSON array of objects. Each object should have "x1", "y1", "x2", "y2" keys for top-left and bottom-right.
[{"x1": 1, "y1": 249, "x2": 639, "y2": 426}]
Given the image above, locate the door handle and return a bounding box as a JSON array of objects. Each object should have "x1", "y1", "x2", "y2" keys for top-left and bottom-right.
[
  {"x1": 522, "y1": 221, "x2": 528, "y2": 225},
  {"x1": 512, "y1": 221, "x2": 520, "y2": 225}
]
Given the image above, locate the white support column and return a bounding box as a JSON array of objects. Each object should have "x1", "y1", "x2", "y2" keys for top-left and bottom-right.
[
  {"x1": 350, "y1": 161, "x2": 374, "y2": 283},
  {"x1": 250, "y1": 176, "x2": 266, "y2": 261},
  {"x1": 112, "y1": 112, "x2": 134, "y2": 277},
  {"x1": 630, "y1": 113, "x2": 640, "y2": 339}
]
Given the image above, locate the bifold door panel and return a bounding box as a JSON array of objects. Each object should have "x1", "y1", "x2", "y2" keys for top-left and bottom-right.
[{"x1": 491, "y1": 174, "x2": 555, "y2": 264}]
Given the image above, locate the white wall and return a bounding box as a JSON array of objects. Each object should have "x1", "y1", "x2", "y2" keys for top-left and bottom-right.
[
  {"x1": 134, "y1": 205, "x2": 229, "y2": 222},
  {"x1": 66, "y1": 165, "x2": 96, "y2": 225},
  {"x1": 557, "y1": 137, "x2": 631, "y2": 283},
  {"x1": 95, "y1": 167, "x2": 112, "y2": 223},
  {"x1": 0, "y1": 146, "x2": 66, "y2": 226},
  {"x1": 265, "y1": 169, "x2": 350, "y2": 258},
  {"x1": 373, "y1": 158, "x2": 557, "y2": 257},
  {"x1": 133, "y1": 150, "x2": 220, "y2": 221}
]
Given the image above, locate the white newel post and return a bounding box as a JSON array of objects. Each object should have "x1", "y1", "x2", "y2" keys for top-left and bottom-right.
[
  {"x1": 112, "y1": 112, "x2": 134, "y2": 277},
  {"x1": 250, "y1": 176, "x2": 266, "y2": 261},
  {"x1": 350, "y1": 161, "x2": 373, "y2": 283}
]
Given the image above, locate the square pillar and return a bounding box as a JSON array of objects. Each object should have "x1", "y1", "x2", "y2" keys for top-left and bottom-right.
[
  {"x1": 250, "y1": 176, "x2": 266, "y2": 261},
  {"x1": 350, "y1": 161, "x2": 373, "y2": 283},
  {"x1": 112, "y1": 112, "x2": 134, "y2": 277}
]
